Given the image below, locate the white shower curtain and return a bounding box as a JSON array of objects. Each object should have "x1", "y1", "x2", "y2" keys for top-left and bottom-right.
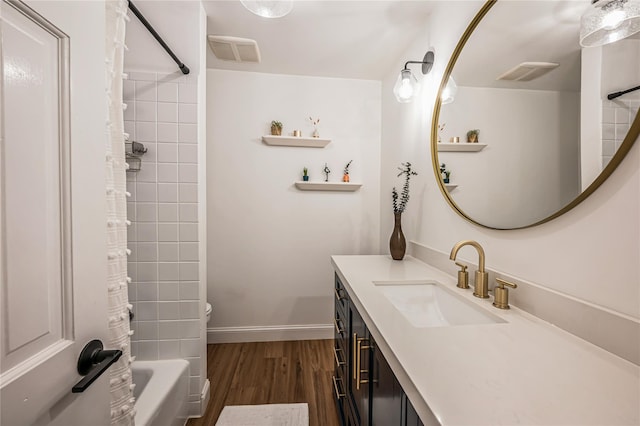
[{"x1": 105, "y1": 2, "x2": 134, "y2": 425}]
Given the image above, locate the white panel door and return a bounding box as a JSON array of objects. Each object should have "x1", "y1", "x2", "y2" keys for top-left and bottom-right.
[{"x1": 1, "y1": 1, "x2": 111, "y2": 425}]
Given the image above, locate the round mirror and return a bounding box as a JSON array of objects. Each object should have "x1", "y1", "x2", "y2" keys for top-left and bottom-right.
[{"x1": 432, "y1": 0, "x2": 640, "y2": 229}]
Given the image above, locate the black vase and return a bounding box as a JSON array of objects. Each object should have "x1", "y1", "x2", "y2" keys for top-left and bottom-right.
[{"x1": 389, "y1": 212, "x2": 406, "y2": 260}]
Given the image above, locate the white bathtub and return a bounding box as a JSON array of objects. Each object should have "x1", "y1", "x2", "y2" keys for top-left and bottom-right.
[{"x1": 132, "y1": 360, "x2": 190, "y2": 426}]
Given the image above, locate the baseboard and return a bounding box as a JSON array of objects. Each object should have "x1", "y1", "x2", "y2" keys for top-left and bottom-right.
[
  {"x1": 200, "y1": 379, "x2": 210, "y2": 416},
  {"x1": 409, "y1": 241, "x2": 640, "y2": 366},
  {"x1": 185, "y1": 379, "x2": 210, "y2": 422},
  {"x1": 207, "y1": 324, "x2": 333, "y2": 344}
]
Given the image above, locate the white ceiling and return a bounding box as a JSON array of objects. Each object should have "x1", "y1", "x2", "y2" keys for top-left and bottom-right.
[
  {"x1": 202, "y1": 1, "x2": 435, "y2": 80},
  {"x1": 453, "y1": 1, "x2": 589, "y2": 92}
]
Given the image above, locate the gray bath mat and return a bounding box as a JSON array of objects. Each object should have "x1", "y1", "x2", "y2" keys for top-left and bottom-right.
[{"x1": 215, "y1": 403, "x2": 309, "y2": 426}]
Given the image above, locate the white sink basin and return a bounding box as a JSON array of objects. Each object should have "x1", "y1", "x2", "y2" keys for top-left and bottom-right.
[{"x1": 373, "y1": 281, "x2": 505, "y2": 328}]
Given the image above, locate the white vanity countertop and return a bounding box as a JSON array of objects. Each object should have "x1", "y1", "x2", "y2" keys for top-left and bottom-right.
[{"x1": 331, "y1": 255, "x2": 640, "y2": 426}]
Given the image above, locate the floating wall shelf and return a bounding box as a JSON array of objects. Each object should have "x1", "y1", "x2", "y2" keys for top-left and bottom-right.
[
  {"x1": 262, "y1": 135, "x2": 331, "y2": 148},
  {"x1": 295, "y1": 181, "x2": 362, "y2": 192},
  {"x1": 437, "y1": 143, "x2": 487, "y2": 152},
  {"x1": 445, "y1": 184, "x2": 458, "y2": 191}
]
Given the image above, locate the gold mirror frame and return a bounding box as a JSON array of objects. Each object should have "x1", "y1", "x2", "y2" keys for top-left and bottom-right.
[{"x1": 431, "y1": 0, "x2": 640, "y2": 230}]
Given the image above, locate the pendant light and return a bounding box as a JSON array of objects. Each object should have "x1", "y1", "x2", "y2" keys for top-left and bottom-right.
[
  {"x1": 580, "y1": 0, "x2": 640, "y2": 47},
  {"x1": 441, "y1": 76, "x2": 458, "y2": 105},
  {"x1": 393, "y1": 51, "x2": 435, "y2": 103},
  {"x1": 394, "y1": 70, "x2": 419, "y2": 103},
  {"x1": 240, "y1": 1, "x2": 293, "y2": 18}
]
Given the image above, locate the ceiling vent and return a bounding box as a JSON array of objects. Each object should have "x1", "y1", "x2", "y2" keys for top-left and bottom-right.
[
  {"x1": 207, "y1": 35, "x2": 261, "y2": 63},
  {"x1": 496, "y1": 62, "x2": 559, "y2": 82}
]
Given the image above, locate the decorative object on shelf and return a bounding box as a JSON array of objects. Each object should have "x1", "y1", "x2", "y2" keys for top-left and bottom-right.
[
  {"x1": 466, "y1": 129, "x2": 480, "y2": 143},
  {"x1": 437, "y1": 123, "x2": 446, "y2": 143},
  {"x1": 293, "y1": 130, "x2": 301, "y2": 137},
  {"x1": 440, "y1": 163, "x2": 451, "y2": 184},
  {"x1": 580, "y1": 0, "x2": 640, "y2": 47},
  {"x1": 323, "y1": 163, "x2": 331, "y2": 182},
  {"x1": 309, "y1": 117, "x2": 320, "y2": 138},
  {"x1": 390, "y1": 162, "x2": 418, "y2": 260},
  {"x1": 394, "y1": 50, "x2": 435, "y2": 103},
  {"x1": 302, "y1": 167, "x2": 309, "y2": 181},
  {"x1": 343, "y1": 160, "x2": 353, "y2": 183},
  {"x1": 450, "y1": 136, "x2": 460, "y2": 143},
  {"x1": 270, "y1": 120, "x2": 283, "y2": 136}
]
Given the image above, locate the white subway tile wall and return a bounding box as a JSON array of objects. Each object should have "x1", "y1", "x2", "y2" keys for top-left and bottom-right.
[
  {"x1": 602, "y1": 99, "x2": 639, "y2": 166},
  {"x1": 124, "y1": 72, "x2": 202, "y2": 407}
]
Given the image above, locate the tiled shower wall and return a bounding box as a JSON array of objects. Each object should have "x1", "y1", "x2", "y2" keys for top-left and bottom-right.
[
  {"x1": 602, "y1": 99, "x2": 639, "y2": 166},
  {"x1": 123, "y1": 71, "x2": 202, "y2": 413}
]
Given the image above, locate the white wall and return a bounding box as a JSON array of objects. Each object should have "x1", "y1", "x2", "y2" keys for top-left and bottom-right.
[
  {"x1": 439, "y1": 86, "x2": 580, "y2": 228},
  {"x1": 381, "y1": 1, "x2": 639, "y2": 319},
  {"x1": 207, "y1": 69, "x2": 381, "y2": 341}
]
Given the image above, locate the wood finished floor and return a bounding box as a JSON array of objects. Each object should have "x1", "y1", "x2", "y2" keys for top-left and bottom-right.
[{"x1": 187, "y1": 340, "x2": 341, "y2": 426}]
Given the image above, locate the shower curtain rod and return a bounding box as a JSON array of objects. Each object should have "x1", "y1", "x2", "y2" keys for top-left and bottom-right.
[
  {"x1": 127, "y1": 0, "x2": 190, "y2": 75},
  {"x1": 607, "y1": 85, "x2": 639, "y2": 100}
]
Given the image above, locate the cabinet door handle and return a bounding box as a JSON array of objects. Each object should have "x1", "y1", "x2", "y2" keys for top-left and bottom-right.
[
  {"x1": 333, "y1": 346, "x2": 345, "y2": 367},
  {"x1": 334, "y1": 287, "x2": 346, "y2": 301},
  {"x1": 332, "y1": 375, "x2": 345, "y2": 399},
  {"x1": 356, "y1": 337, "x2": 370, "y2": 390},
  {"x1": 353, "y1": 333, "x2": 358, "y2": 379},
  {"x1": 333, "y1": 318, "x2": 344, "y2": 334}
]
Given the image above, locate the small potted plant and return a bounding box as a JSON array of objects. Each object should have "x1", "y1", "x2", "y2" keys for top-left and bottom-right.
[
  {"x1": 343, "y1": 160, "x2": 352, "y2": 182},
  {"x1": 466, "y1": 129, "x2": 479, "y2": 143},
  {"x1": 309, "y1": 117, "x2": 320, "y2": 138},
  {"x1": 302, "y1": 167, "x2": 309, "y2": 181},
  {"x1": 440, "y1": 163, "x2": 451, "y2": 183},
  {"x1": 271, "y1": 120, "x2": 283, "y2": 136}
]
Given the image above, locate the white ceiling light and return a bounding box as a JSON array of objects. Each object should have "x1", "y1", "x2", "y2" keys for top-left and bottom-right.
[
  {"x1": 393, "y1": 51, "x2": 435, "y2": 103},
  {"x1": 240, "y1": 1, "x2": 293, "y2": 18},
  {"x1": 580, "y1": 0, "x2": 640, "y2": 47}
]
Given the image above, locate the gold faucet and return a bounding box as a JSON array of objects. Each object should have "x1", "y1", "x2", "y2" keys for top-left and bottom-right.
[{"x1": 449, "y1": 240, "x2": 489, "y2": 298}]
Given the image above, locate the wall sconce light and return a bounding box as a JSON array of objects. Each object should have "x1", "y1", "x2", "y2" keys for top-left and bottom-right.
[
  {"x1": 393, "y1": 50, "x2": 435, "y2": 103},
  {"x1": 580, "y1": 0, "x2": 640, "y2": 47},
  {"x1": 441, "y1": 76, "x2": 458, "y2": 105},
  {"x1": 240, "y1": 0, "x2": 293, "y2": 18}
]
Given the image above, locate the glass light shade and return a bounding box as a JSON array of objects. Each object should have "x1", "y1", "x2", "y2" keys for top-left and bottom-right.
[
  {"x1": 580, "y1": 0, "x2": 640, "y2": 47},
  {"x1": 240, "y1": 1, "x2": 293, "y2": 18},
  {"x1": 393, "y1": 69, "x2": 418, "y2": 103},
  {"x1": 441, "y1": 76, "x2": 458, "y2": 105}
]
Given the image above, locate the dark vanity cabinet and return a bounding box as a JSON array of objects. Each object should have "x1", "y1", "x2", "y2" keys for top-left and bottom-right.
[
  {"x1": 349, "y1": 299, "x2": 371, "y2": 426},
  {"x1": 371, "y1": 337, "x2": 402, "y2": 426},
  {"x1": 333, "y1": 274, "x2": 423, "y2": 426},
  {"x1": 333, "y1": 276, "x2": 349, "y2": 424}
]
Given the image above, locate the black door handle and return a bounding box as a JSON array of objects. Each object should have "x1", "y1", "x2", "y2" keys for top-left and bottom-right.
[{"x1": 72, "y1": 339, "x2": 122, "y2": 393}]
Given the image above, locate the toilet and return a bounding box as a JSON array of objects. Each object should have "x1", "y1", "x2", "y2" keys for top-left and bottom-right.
[{"x1": 205, "y1": 302, "x2": 212, "y2": 324}]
